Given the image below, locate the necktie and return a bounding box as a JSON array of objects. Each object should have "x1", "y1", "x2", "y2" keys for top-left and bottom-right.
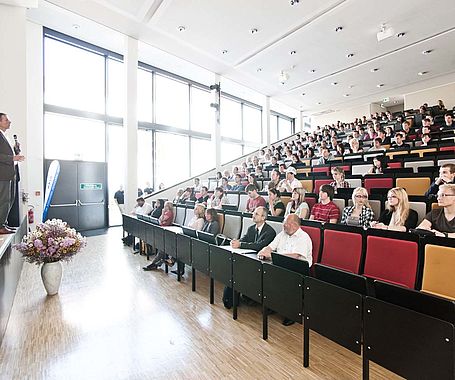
[{"x1": 255, "y1": 228, "x2": 259, "y2": 242}]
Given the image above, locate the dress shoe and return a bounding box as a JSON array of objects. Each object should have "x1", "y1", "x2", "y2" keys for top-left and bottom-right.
[
  {"x1": 0, "y1": 227, "x2": 14, "y2": 234},
  {"x1": 282, "y1": 318, "x2": 295, "y2": 326},
  {"x1": 143, "y1": 264, "x2": 158, "y2": 271}
]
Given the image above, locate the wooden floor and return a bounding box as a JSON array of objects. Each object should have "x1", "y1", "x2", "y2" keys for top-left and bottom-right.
[{"x1": 0, "y1": 227, "x2": 401, "y2": 380}]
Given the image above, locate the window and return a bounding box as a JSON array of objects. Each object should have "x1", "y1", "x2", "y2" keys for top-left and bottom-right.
[
  {"x1": 221, "y1": 141, "x2": 243, "y2": 165},
  {"x1": 191, "y1": 138, "x2": 213, "y2": 176},
  {"x1": 278, "y1": 117, "x2": 293, "y2": 139},
  {"x1": 137, "y1": 129, "x2": 154, "y2": 190},
  {"x1": 243, "y1": 105, "x2": 262, "y2": 145},
  {"x1": 155, "y1": 132, "x2": 190, "y2": 188},
  {"x1": 44, "y1": 113, "x2": 105, "y2": 162},
  {"x1": 107, "y1": 58, "x2": 125, "y2": 118},
  {"x1": 270, "y1": 116, "x2": 278, "y2": 143},
  {"x1": 44, "y1": 38, "x2": 105, "y2": 114},
  {"x1": 155, "y1": 74, "x2": 189, "y2": 129},
  {"x1": 220, "y1": 97, "x2": 242, "y2": 139},
  {"x1": 138, "y1": 68, "x2": 153, "y2": 122},
  {"x1": 191, "y1": 87, "x2": 212, "y2": 133}
]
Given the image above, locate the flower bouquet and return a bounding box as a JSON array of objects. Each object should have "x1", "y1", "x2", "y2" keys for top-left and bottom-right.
[{"x1": 14, "y1": 219, "x2": 86, "y2": 295}]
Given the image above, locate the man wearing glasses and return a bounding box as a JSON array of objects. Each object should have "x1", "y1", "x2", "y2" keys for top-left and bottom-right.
[
  {"x1": 418, "y1": 184, "x2": 455, "y2": 238},
  {"x1": 425, "y1": 163, "x2": 455, "y2": 199}
]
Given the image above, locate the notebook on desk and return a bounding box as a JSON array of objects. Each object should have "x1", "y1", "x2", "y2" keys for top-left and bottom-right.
[
  {"x1": 271, "y1": 252, "x2": 310, "y2": 276},
  {"x1": 149, "y1": 217, "x2": 160, "y2": 225},
  {"x1": 197, "y1": 230, "x2": 231, "y2": 246},
  {"x1": 182, "y1": 226, "x2": 198, "y2": 238}
]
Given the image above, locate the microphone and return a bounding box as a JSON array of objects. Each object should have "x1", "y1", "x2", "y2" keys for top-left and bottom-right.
[{"x1": 13, "y1": 134, "x2": 21, "y2": 155}]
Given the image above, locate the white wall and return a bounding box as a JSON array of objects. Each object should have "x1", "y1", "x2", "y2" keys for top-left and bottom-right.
[
  {"x1": 311, "y1": 103, "x2": 370, "y2": 127},
  {"x1": 387, "y1": 104, "x2": 404, "y2": 114},
  {"x1": 404, "y1": 82, "x2": 455, "y2": 110},
  {"x1": 0, "y1": 4, "x2": 28, "y2": 222}
]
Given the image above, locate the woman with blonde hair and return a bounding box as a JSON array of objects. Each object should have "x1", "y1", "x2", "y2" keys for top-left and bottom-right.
[
  {"x1": 341, "y1": 187, "x2": 374, "y2": 228},
  {"x1": 330, "y1": 166, "x2": 351, "y2": 193},
  {"x1": 285, "y1": 187, "x2": 309, "y2": 219},
  {"x1": 371, "y1": 187, "x2": 418, "y2": 231},
  {"x1": 349, "y1": 138, "x2": 363, "y2": 154},
  {"x1": 187, "y1": 203, "x2": 206, "y2": 230}
]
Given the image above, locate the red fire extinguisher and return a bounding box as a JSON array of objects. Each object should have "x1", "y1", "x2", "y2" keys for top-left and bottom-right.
[{"x1": 28, "y1": 205, "x2": 34, "y2": 224}]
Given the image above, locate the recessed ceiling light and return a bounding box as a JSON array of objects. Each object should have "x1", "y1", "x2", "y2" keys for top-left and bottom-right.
[
  {"x1": 418, "y1": 71, "x2": 428, "y2": 76},
  {"x1": 177, "y1": 26, "x2": 186, "y2": 32},
  {"x1": 349, "y1": 84, "x2": 354, "y2": 88},
  {"x1": 309, "y1": 69, "x2": 316, "y2": 73},
  {"x1": 343, "y1": 94, "x2": 350, "y2": 97},
  {"x1": 72, "y1": 24, "x2": 80, "y2": 30},
  {"x1": 250, "y1": 28, "x2": 258, "y2": 34},
  {"x1": 335, "y1": 26, "x2": 343, "y2": 32},
  {"x1": 370, "y1": 68, "x2": 379, "y2": 72},
  {"x1": 331, "y1": 82, "x2": 338, "y2": 86},
  {"x1": 422, "y1": 49, "x2": 432, "y2": 55},
  {"x1": 317, "y1": 102, "x2": 322, "y2": 105},
  {"x1": 301, "y1": 93, "x2": 306, "y2": 96},
  {"x1": 290, "y1": 50, "x2": 297, "y2": 55},
  {"x1": 397, "y1": 32, "x2": 406, "y2": 37},
  {"x1": 347, "y1": 53, "x2": 354, "y2": 58},
  {"x1": 377, "y1": 84, "x2": 384, "y2": 88},
  {"x1": 289, "y1": 0, "x2": 300, "y2": 5},
  {"x1": 222, "y1": 50, "x2": 228, "y2": 55},
  {"x1": 256, "y1": 68, "x2": 262, "y2": 72}
]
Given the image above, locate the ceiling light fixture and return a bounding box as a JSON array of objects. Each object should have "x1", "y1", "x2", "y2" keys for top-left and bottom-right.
[
  {"x1": 370, "y1": 68, "x2": 379, "y2": 72},
  {"x1": 418, "y1": 71, "x2": 428, "y2": 76},
  {"x1": 347, "y1": 53, "x2": 354, "y2": 58},
  {"x1": 222, "y1": 50, "x2": 228, "y2": 55},
  {"x1": 422, "y1": 49, "x2": 432, "y2": 55},
  {"x1": 335, "y1": 26, "x2": 343, "y2": 32},
  {"x1": 343, "y1": 94, "x2": 350, "y2": 97},
  {"x1": 72, "y1": 24, "x2": 80, "y2": 30},
  {"x1": 309, "y1": 69, "x2": 316, "y2": 73},
  {"x1": 301, "y1": 93, "x2": 306, "y2": 96},
  {"x1": 279, "y1": 70, "x2": 290, "y2": 85},
  {"x1": 256, "y1": 68, "x2": 262, "y2": 72},
  {"x1": 250, "y1": 28, "x2": 258, "y2": 34},
  {"x1": 290, "y1": 50, "x2": 296, "y2": 55},
  {"x1": 177, "y1": 26, "x2": 186, "y2": 32},
  {"x1": 396, "y1": 32, "x2": 406, "y2": 38},
  {"x1": 377, "y1": 83, "x2": 384, "y2": 88},
  {"x1": 317, "y1": 102, "x2": 322, "y2": 105},
  {"x1": 377, "y1": 23, "x2": 394, "y2": 42},
  {"x1": 289, "y1": 0, "x2": 300, "y2": 5},
  {"x1": 331, "y1": 82, "x2": 338, "y2": 86},
  {"x1": 349, "y1": 85, "x2": 354, "y2": 88}
]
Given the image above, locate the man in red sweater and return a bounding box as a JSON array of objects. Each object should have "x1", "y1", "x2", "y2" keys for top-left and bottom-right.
[{"x1": 245, "y1": 184, "x2": 266, "y2": 213}]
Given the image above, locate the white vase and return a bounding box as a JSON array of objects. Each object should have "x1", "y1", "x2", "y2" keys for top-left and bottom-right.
[{"x1": 41, "y1": 261, "x2": 63, "y2": 296}]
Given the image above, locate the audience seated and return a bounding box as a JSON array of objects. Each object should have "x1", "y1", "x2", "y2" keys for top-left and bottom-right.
[
  {"x1": 209, "y1": 187, "x2": 229, "y2": 209},
  {"x1": 150, "y1": 199, "x2": 164, "y2": 218},
  {"x1": 201, "y1": 208, "x2": 221, "y2": 234},
  {"x1": 349, "y1": 138, "x2": 363, "y2": 154},
  {"x1": 371, "y1": 187, "x2": 417, "y2": 232},
  {"x1": 391, "y1": 132, "x2": 410, "y2": 149},
  {"x1": 193, "y1": 177, "x2": 202, "y2": 192},
  {"x1": 245, "y1": 184, "x2": 266, "y2": 212},
  {"x1": 267, "y1": 169, "x2": 281, "y2": 191},
  {"x1": 340, "y1": 187, "x2": 374, "y2": 228},
  {"x1": 330, "y1": 167, "x2": 350, "y2": 193},
  {"x1": 278, "y1": 166, "x2": 302, "y2": 192},
  {"x1": 441, "y1": 112, "x2": 454, "y2": 130},
  {"x1": 221, "y1": 177, "x2": 232, "y2": 191},
  {"x1": 417, "y1": 184, "x2": 455, "y2": 238},
  {"x1": 367, "y1": 156, "x2": 386, "y2": 174},
  {"x1": 196, "y1": 186, "x2": 210, "y2": 205},
  {"x1": 285, "y1": 188, "x2": 309, "y2": 219},
  {"x1": 309, "y1": 184, "x2": 340, "y2": 223},
  {"x1": 231, "y1": 174, "x2": 245, "y2": 191},
  {"x1": 267, "y1": 189, "x2": 285, "y2": 217},
  {"x1": 425, "y1": 163, "x2": 455, "y2": 199}
]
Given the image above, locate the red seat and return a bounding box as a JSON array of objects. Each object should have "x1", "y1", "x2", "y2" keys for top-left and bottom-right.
[
  {"x1": 314, "y1": 179, "x2": 333, "y2": 193},
  {"x1": 440, "y1": 146, "x2": 455, "y2": 153},
  {"x1": 363, "y1": 235, "x2": 419, "y2": 289},
  {"x1": 305, "y1": 196, "x2": 317, "y2": 211},
  {"x1": 387, "y1": 162, "x2": 402, "y2": 169},
  {"x1": 313, "y1": 166, "x2": 330, "y2": 175},
  {"x1": 301, "y1": 225, "x2": 322, "y2": 265},
  {"x1": 364, "y1": 177, "x2": 393, "y2": 194},
  {"x1": 320, "y1": 229, "x2": 363, "y2": 274}
]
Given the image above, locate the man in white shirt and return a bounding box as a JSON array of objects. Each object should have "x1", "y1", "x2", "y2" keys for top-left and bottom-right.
[
  {"x1": 257, "y1": 214, "x2": 312, "y2": 266},
  {"x1": 131, "y1": 197, "x2": 153, "y2": 216},
  {"x1": 278, "y1": 166, "x2": 302, "y2": 193}
]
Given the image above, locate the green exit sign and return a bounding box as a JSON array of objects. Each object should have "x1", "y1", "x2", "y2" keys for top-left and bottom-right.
[{"x1": 80, "y1": 183, "x2": 102, "y2": 190}]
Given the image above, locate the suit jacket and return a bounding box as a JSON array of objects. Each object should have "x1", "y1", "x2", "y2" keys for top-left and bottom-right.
[
  {"x1": 239, "y1": 223, "x2": 276, "y2": 252},
  {"x1": 0, "y1": 132, "x2": 15, "y2": 181},
  {"x1": 202, "y1": 220, "x2": 220, "y2": 235}
]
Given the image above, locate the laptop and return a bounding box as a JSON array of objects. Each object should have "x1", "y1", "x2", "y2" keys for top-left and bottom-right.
[
  {"x1": 182, "y1": 226, "x2": 198, "y2": 238},
  {"x1": 271, "y1": 252, "x2": 309, "y2": 276},
  {"x1": 197, "y1": 230, "x2": 218, "y2": 245}
]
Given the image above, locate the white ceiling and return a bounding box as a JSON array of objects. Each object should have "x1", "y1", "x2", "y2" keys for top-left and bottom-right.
[{"x1": 29, "y1": 0, "x2": 455, "y2": 116}]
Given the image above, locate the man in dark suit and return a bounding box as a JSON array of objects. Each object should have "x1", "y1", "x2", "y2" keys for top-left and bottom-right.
[
  {"x1": 222, "y1": 206, "x2": 276, "y2": 308},
  {"x1": 0, "y1": 113, "x2": 24, "y2": 234}
]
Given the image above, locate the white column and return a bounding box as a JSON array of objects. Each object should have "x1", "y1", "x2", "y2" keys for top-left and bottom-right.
[
  {"x1": 0, "y1": 4, "x2": 28, "y2": 220},
  {"x1": 124, "y1": 36, "x2": 138, "y2": 213},
  {"x1": 263, "y1": 96, "x2": 271, "y2": 147},
  {"x1": 26, "y1": 21, "x2": 44, "y2": 223},
  {"x1": 213, "y1": 74, "x2": 221, "y2": 171},
  {"x1": 299, "y1": 111, "x2": 304, "y2": 133}
]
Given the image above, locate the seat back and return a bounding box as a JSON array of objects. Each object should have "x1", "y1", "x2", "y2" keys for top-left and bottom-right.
[
  {"x1": 411, "y1": 148, "x2": 437, "y2": 157},
  {"x1": 332, "y1": 198, "x2": 345, "y2": 215},
  {"x1": 268, "y1": 219, "x2": 283, "y2": 236},
  {"x1": 396, "y1": 177, "x2": 431, "y2": 196},
  {"x1": 222, "y1": 212, "x2": 242, "y2": 239},
  {"x1": 404, "y1": 160, "x2": 434, "y2": 173},
  {"x1": 226, "y1": 193, "x2": 239, "y2": 208},
  {"x1": 409, "y1": 201, "x2": 427, "y2": 225},
  {"x1": 299, "y1": 179, "x2": 313, "y2": 193},
  {"x1": 320, "y1": 227, "x2": 364, "y2": 274},
  {"x1": 351, "y1": 164, "x2": 372, "y2": 176},
  {"x1": 346, "y1": 178, "x2": 362, "y2": 188},
  {"x1": 364, "y1": 177, "x2": 394, "y2": 195},
  {"x1": 238, "y1": 193, "x2": 249, "y2": 212},
  {"x1": 313, "y1": 166, "x2": 330, "y2": 175},
  {"x1": 300, "y1": 222, "x2": 323, "y2": 265},
  {"x1": 184, "y1": 207, "x2": 194, "y2": 226},
  {"x1": 174, "y1": 205, "x2": 186, "y2": 225},
  {"x1": 422, "y1": 244, "x2": 455, "y2": 300},
  {"x1": 240, "y1": 215, "x2": 254, "y2": 237},
  {"x1": 314, "y1": 179, "x2": 332, "y2": 193},
  {"x1": 217, "y1": 213, "x2": 225, "y2": 233},
  {"x1": 363, "y1": 233, "x2": 419, "y2": 288}
]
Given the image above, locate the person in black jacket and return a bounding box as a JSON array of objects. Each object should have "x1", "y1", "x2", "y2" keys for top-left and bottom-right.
[
  {"x1": 201, "y1": 208, "x2": 220, "y2": 235},
  {"x1": 425, "y1": 163, "x2": 455, "y2": 199},
  {"x1": 222, "y1": 206, "x2": 276, "y2": 308}
]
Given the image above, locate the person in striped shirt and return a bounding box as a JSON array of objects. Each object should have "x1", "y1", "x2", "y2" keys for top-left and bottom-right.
[{"x1": 309, "y1": 184, "x2": 340, "y2": 223}]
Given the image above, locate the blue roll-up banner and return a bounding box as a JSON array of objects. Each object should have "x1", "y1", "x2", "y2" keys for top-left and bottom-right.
[{"x1": 42, "y1": 160, "x2": 60, "y2": 220}]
